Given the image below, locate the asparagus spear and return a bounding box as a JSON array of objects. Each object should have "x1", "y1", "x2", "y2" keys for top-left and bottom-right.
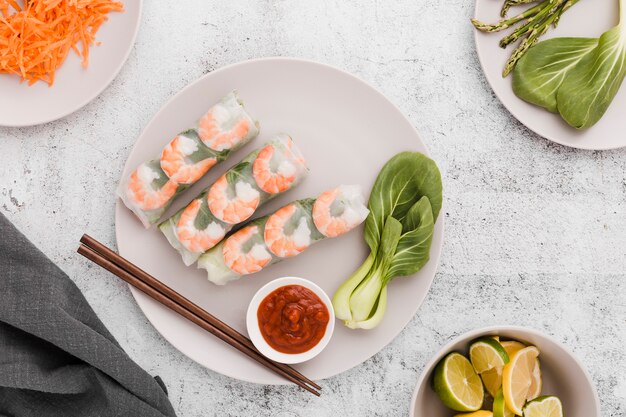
[
  {"x1": 471, "y1": 0, "x2": 582, "y2": 77},
  {"x1": 499, "y1": 0, "x2": 565, "y2": 48},
  {"x1": 501, "y1": 0, "x2": 540, "y2": 17},
  {"x1": 502, "y1": 4, "x2": 563, "y2": 76},
  {"x1": 553, "y1": 0, "x2": 579, "y2": 27},
  {"x1": 472, "y1": 0, "x2": 548, "y2": 32}
]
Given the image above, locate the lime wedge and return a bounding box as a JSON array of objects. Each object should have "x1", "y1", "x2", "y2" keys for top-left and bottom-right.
[
  {"x1": 470, "y1": 337, "x2": 510, "y2": 374},
  {"x1": 493, "y1": 388, "x2": 515, "y2": 417},
  {"x1": 434, "y1": 352, "x2": 484, "y2": 411},
  {"x1": 481, "y1": 367, "x2": 503, "y2": 398},
  {"x1": 455, "y1": 411, "x2": 493, "y2": 417},
  {"x1": 523, "y1": 396, "x2": 563, "y2": 417}
]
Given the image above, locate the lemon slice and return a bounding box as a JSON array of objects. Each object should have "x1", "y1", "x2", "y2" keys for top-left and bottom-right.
[
  {"x1": 470, "y1": 337, "x2": 510, "y2": 374},
  {"x1": 500, "y1": 340, "x2": 526, "y2": 357},
  {"x1": 523, "y1": 396, "x2": 563, "y2": 417},
  {"x1": 502, "y1": 346, "x2": 540, "y2": 415},
  {"x1": 481, "y1": 367, "x2": 502, "y2": 397},
  {"x1": 455, "y1": 411, "x2": 493, "y2": 417},
  {"x1": 526, "y1": 359, "x2": 542, "y2": 401},
  {"x1": 434, "y1": 352, "x2": 484, "y2": 411},
  {"x1": 493, "y1": 388, "x2": 515, "y2": 417}
]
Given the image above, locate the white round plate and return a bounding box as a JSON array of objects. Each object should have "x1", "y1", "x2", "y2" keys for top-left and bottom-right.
[
  {"x1": 474, "y1": 0, "x2": 624, "y2": 149},
  {"x1": 115, "y1": 58, "x2": 444, "y2": 384},
  {"x1": 0, "y1": 1, "x2": 142, "y2": 127}
]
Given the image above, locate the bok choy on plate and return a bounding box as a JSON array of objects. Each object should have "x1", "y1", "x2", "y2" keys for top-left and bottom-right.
[
  {"x1": 332, "y1": 152, "x2": 442, "y2": 330},
  {"x1": 513, "y1": 0, "x2": 626, "y2": 129}
]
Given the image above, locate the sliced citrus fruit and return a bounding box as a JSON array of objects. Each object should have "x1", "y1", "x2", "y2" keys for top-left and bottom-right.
[
  {"x1": 502, "y1": 346, "x2": 540, "y2": 415},
  {"x1": 526, "y1": 359, "x2": 542, "y2": 401},
  {"x1": 500, "y1": 340, "x2": 526, "y2": 358},
  {"x1": 481, "y1": 367, "x2": 502, "y2": 397},
  {"x1": 523, "y1": 396, "x2": 563, "y2": 417},
  {"x1": 470, "y1": 337, "x2": 510, "y2": 374},
  {"x1": 455, "y1": 411, "x2": 493, "y2": 417},
  {"x1": 493, "y1": 388, "x2": 515, "y2": 417},
  {"x1": 434, "y1": 352, "x2": 484, "y2": 411}
]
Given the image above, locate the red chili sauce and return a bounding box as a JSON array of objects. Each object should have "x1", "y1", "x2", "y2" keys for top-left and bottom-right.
[{"x1": 257, "y1": 284, "x2": 330, "y2": 354}]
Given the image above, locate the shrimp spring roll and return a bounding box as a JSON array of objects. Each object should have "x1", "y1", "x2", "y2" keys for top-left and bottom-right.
[
  {"x1": 117, "y1": 91, "x2": 259, "y2": 227},
  {"x1": 159, "y1": 134, "x2": 308, "y2": 265},
  {"x1": 198, "y1": 185, "x2": 369, "y2": 285}
]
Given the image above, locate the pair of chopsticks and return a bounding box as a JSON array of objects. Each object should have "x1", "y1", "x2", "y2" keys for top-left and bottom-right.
[{"x1": 77, "y1": 234, "x2": 321, "y2": 396}]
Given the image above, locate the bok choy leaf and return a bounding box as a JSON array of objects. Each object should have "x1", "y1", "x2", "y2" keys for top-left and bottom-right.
[
  {"x1": 332, "y1": 152, "x2": 442, "y2": 330},
  {"x1": 512, "y1": 37, "x2": 599, "y2": 113},
  {"x1": 557, "y1": 9, "x2": 626, "y2": 128},
  {"x1": 512, "y1": 0, "x2": 626, "y2": 129}
]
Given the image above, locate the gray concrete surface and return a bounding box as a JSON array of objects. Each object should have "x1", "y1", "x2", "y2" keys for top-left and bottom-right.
[{"x1": 1, "y1": 1, "x2": 625, "y2": 416}]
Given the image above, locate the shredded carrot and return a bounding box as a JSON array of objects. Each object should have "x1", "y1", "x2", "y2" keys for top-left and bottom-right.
[{"x1": 0, "y1": 0, "x2": 123, "y2": 86}]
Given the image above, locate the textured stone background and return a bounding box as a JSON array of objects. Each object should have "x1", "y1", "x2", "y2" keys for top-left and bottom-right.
[{"x1": 1, "y1": 1, "x2": 625, "y2": 416}]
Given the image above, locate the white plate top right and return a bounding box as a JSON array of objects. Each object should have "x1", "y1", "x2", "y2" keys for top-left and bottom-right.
[{"x1": 474, "y1": 0, "x2": 624, "y2": 150}]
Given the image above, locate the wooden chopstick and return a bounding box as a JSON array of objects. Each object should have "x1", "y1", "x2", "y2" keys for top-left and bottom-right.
[
  {"x1": 77, "y1": 238, "x2": 321, "y2": 396},
  {"x1": 76, "y1": 243, "x2": 320, "y2": 396},
  {"x1": 79, "y1": 235, "x2": 321, "y2": 391}
]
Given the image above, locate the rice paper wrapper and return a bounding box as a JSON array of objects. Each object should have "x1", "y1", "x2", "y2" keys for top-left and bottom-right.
[
  {"x1": 198, "y1": 185, "x2": 369, "y2": 285},
  {"x1": 117, "y1": 159, "x2": 190, "y2": 227},
  {"x1": 159, "y1": 134, "x2": 308, "y2": 265},
  {"x1": 117, "y1": 91, "x2": 259, "y2": 228}
]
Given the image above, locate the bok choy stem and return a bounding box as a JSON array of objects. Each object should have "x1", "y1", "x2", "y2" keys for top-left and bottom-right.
[{"x1": 333, "y1": 253, "x2": 375, "y2": 320}]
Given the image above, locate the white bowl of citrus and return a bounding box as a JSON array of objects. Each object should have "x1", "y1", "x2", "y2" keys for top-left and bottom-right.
[{"x1": 410, "y1": 326, "x2": 599, "y2": 417}]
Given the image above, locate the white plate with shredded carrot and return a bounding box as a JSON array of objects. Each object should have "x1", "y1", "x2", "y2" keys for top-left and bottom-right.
[{"x1": 0, "y1": 0, "x2": 141, "y2": 127}]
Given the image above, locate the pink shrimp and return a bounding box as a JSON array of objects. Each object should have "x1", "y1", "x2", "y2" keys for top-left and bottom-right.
[
  {"x1": 160, "y1": 135, "x2": 217, "y2": 184},
  {"x1": 253, "y1": 141, "x2": 298, "y2": 194},
  {"x1": 222, "y1": 225, "x2": 272, "y2": 275},
  {"x1": 264, "y1": 204, "x2": 312, "y2": 257},
  {"x1": 197, "y1": 106, "x2": 251, "y2": 152},
  {"x1": 175, "y1": 199, "x2": 226, "y2": 253},
  {"x1": 312, "y1": 186, "x2": 369, "y2": 238},
  {"x1": 127, "y1": 163, "x2": 178, "y2": 211},
  {"x1": 207, "y1": 175, "x2": 261, "y2": 224}
]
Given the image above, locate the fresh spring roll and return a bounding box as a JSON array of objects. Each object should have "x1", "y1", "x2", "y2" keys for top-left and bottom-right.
[
  {"x1": 159, "y1": 134, "x2": 308, "y2": 266},
  {"x1": 198, "y1": 185, "x2": 370, "y2": 285},
  {"x1": 117, "y1": 91, "x2": 260, "y2": 227}
]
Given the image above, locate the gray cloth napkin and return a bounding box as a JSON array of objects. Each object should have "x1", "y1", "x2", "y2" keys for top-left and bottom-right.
[{"x1": 0, "y1": 212, "x2": 177, "y2": 417}]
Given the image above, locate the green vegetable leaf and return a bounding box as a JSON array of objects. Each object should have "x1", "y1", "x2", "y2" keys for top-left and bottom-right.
[
  {"x1": 379, "y1": 216, "x2": 403, "y2": 263},
  {"x1": 386, "y1": 197, "x2": 434, "y2": 281},
  {"x1": 512, "y1": 37, "x2": 598, "y2": 113},
  {"x1": 332, "y1": 151, "x2": 442, "y2": 330},
  {"x1": 147, "y1": 159, "x2": 171, "y2": 189},
  {"x1": 226, "y1": 162, "x2": 252, "y2": 185},
  {"x1": 193, "y1": 195, "x2": 221, "y2": 231},
  {"x1": 179, "y1": 130, "x2": 219, "y2": 163},
  {"x1": 364, "y1": 152, "x2": 442, "y2": 254},
  {"x1": 556, "y1": 22, "x2": 626, "y2": 129},
  {"x1": 401, "y1": 195, "x2": 430, "y2": 232},
  {"x1": 298, "y1": 198, "x2": 315, "y2": 211}
]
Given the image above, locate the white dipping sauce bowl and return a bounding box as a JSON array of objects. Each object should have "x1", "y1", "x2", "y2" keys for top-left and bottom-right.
[
  {"x1": 410, "y1": 326, "x2": 600, "y2": 417},
  {"x1": 247, "y1": 277, "x2": 335, "y2": 364}
]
